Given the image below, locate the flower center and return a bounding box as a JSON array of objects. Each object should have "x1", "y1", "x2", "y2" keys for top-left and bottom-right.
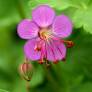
[{"x1": 39, "y1": 28, "x2": 52, "y2": 40}]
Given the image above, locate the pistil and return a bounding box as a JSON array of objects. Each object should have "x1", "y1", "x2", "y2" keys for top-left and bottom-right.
[{"x1": 39, "y1": 28, "x2": 52, "y2": 41}]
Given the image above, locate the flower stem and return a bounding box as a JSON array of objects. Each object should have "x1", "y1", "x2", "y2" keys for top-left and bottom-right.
[
  {"x1": 43, "y1": 64, "x2": 61, "y2": 92},
  {"x1": 26, "y1": 81, "x2": 30, "y2": 92}
]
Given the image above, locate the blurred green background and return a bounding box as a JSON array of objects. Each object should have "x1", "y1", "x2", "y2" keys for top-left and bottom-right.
[{"x1": 0, "y1": 0, "x2": 92, "y2": 92}]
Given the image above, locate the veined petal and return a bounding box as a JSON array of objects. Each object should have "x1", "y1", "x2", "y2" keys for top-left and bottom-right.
[
  {"x1": 46, "y1": 40, "x2": 66, "y2": 62},
  {"x1": 32, "y1": 5, "x2": 55, "y2": 27},
  {"x1": 24, "y1": 39, "x2": 41, "y2": 61},
  {"x1": 52, "y1": 15, "x2": 73, "y2": 38},
  {"x1": 17, "y1": 19, "x2": 39, "y2": 39}
]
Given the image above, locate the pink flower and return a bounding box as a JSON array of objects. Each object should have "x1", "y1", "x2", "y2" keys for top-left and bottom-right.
[{"x1": 17, "y1": 5, "x2": 73, "y2": 64}]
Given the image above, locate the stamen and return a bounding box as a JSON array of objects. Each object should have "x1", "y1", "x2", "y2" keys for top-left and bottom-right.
[
  {"x1": 34, "y1": 40, "x2": 43, "y2": 51},
  {"x1": 53, "y1": 60, "x2": 58, "y2": 64},
  {"x1": 38, "y1": 59, "x2": 44, "y2": 64},
  {"x1": 44, "y1": 42, "x2": 51, "y2": 68},
  {"x1": 49, "y1": 40, "x2": 58, "y2": 64},
  {"x1": 38, "y1": 46, "x2": 45, "y2": 64},
  {"x1": 62, "y1": 57, "x2": 66, "y2": 62},
  {"x1": 66, "y1": 41, "x2": 74, "y2": 48},
  {"x1": 52, "y1": 40, "x2": 62, "y2": 55},
  {"x1": 53, "y1": 41, "x2": 66, "y2": 62},
  {"x1": 45, "y1": 59, "x2": 51, "y2": 68},
  {"x1": 34, "y1": 45, "x2": 41, "y2": 51},
  {"x1": 61, "y1": 40, "x2": 74, "y2": 48},
  {"x1": 38, "y1": 28, "x2": 52, "y2": 40}
]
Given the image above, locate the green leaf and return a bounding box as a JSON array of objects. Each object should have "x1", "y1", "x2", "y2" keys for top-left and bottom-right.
[
  {"x1": 0, "y1": 0, "x2": 31, "y2": 28},
  {"x1": 0, "y1": 89, "x2": 9, "y2": 92},
  {"x1": 0, "y1": 0, "x2": 21, "y2": 27},
  {"x1": 69, "y1": 0, "x2": 90, "y2": 7},
  {"x1": 72, "y1": 82, "x2": 92, "y2": 92},
  {"x1": 28, "y1": 0, "x2": 71, "y2": 10},
  {"x1": 72, "y1": 3, "x2": 92, "y2": 34}
]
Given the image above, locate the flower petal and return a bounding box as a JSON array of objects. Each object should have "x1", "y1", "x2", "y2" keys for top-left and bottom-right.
[
  {"x1": 52, "y1": 15, "x2": 73, "y2": 38},
  {"x1": 24, "y1": 39, "x2": 41, "y2": 61},
  {"x1": 17, "y1": 19, "x2": 39, "y2": 39},
  {"x1": 32, "y1": 5, "x2": 55, "y2": 27},
  {"x1": 46, "y1": 40, "x2": 66, "y2": 62}
]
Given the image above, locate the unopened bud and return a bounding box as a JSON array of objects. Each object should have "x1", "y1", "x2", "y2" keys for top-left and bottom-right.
[{"x1": 19, "y1": 62, "x2": 33, "y2": 81}]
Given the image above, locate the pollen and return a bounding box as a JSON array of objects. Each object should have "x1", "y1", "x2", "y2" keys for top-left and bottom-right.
[{"x1": 39, "y1": 28, "x2": 52, "y2": 40}]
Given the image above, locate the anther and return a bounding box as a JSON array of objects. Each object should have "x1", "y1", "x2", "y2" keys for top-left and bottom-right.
[
  {"x1": 38, "y1": 59, "x2": 44, "y2": 64},
  {"x1": 53, "y1": 60, "x2": 58, "y2": 64},
  {"x1": 62, "y1": 40, "x2": 74, "y2": 48},
  {"x1": 62, "y1": 57, "x2": 66, "y2": 62},
  {"x1": 34, "y1": 45, "x2": 41, "y2": 51},
  {"x1": 45, "y1": 60, "x2": 51, "y2": 68},
  {"x1": 67, "y1": 41, "x2": 74, "y2": 48}
]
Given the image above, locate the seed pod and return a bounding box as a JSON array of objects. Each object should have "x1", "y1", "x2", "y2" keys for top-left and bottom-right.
[{"x1": 19, "y1": 62, "x2": 33, "y2": 81}]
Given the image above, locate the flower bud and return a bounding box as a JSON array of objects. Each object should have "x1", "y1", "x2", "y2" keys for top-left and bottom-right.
[{"x1": 19, "y1": 62, "x2": 33, "y2": 81}]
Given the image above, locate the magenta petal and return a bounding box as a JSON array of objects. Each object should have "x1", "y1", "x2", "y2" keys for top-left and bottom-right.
[
  {"x1": 24, "y1": 39, "x2": 41, "y2": 61},
  {"x1": 17, "y1": 19, "x2": 39, "y2": 39},
  {"x1": 32, "y1": 5, "x2": 55, "y2": 27},
  {"x1": 52, "y1": 15, "x2": 73, "y2": 38},
  {"x1": 46, "y1": 40, "x2": 66, "y2": 62}
]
